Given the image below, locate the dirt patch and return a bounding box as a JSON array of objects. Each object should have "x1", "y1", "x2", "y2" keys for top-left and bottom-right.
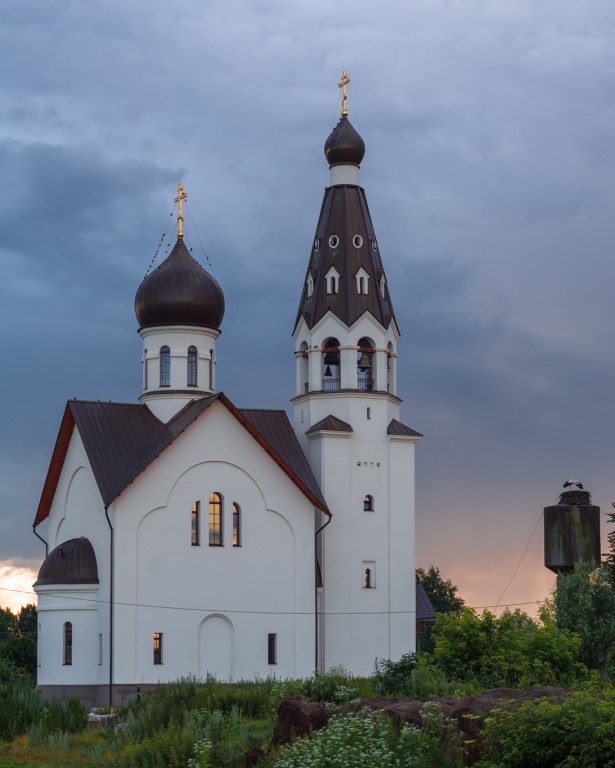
[{"x1": 271, "y1": 696, "x2": 330, "y2": 748}]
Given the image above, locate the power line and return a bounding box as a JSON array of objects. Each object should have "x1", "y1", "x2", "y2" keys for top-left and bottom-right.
[
  {"x1": 496, "y1": 511, "x2": 544, "y2": 607},
  {"x1": 0, "y1": 583, "x2": 545, "y2": 617}
]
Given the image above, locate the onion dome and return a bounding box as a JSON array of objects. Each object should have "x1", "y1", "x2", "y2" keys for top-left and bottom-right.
[
  {"x1": 324, "y1": 116, "x2": 365, "y2": 167},
  {"x1": 135, "y1": 238, "x2": 225, "y2": 330},
  {"x1": 34, "y1": 537, "x2": 99, "y2": 586}
]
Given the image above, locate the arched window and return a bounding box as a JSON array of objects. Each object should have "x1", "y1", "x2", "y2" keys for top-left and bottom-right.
[
  {"x1": 323, "y1": 337, "x2": 341, "y2": 392},
  {"x1": 357, "y1": 337, "x2": 374, "y2": 392},
  {"x1": 232, "y1": 503, "x2": 241, "y2": 547},
  {"x1": 63, "y1": 621, "x2": 72, "y2": 665},
  {"x1": 160, "y1": 346, "x2": 170, "y2": 387},
  {"x1": 187, "y1": 346, "x2": 198, "y2": 386},
  {"x1": 363, "y1": 495, "x2": 374, "y2": 511},
  {"x1": 191, "y1": 500, "x2": 200, "y2": 546},
  {"x1": 209, "y1": 492, "x2": 223, "y2": 546}
]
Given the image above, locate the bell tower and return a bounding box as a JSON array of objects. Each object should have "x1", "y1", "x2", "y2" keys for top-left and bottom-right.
[{"x1": 292, "y1": 75, "x2": 422, "y2": 674}]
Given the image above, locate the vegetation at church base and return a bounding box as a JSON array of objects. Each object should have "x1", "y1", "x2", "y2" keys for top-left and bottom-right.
[{"x1": 2, "y1": 597, "x2": 615, "y2": 767}]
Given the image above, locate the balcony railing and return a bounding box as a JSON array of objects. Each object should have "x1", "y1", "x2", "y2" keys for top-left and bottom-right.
[{"x1": 322, "y1": 378, "x2": 341, "y2": 392}]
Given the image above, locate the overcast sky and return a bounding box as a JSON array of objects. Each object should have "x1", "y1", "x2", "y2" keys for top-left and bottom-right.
[{"x1": 1, "y1": 0, "x2": 615, "y2": 615}]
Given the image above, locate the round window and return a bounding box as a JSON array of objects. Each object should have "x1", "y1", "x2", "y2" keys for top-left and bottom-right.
[
  {"x1": 329, "y1": 235, "x2": 339, "y2": 249},
  {"x1": 314, "y1": 238, "x2": 320, "y2": 251},
  {"x1": 353, "y1": 234, "x2": 363, "y2": 248}
]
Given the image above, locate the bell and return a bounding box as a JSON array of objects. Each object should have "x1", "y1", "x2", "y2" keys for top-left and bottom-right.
[
  {"x1": 358, "y1": 353, "x2": 372, "y2": 371},
  {"x1": 324, "y1": 350, "x2": 339, "y2": 366},
  {"x1": 324, "y1": 366, "x2": 333, "y2": 377}
]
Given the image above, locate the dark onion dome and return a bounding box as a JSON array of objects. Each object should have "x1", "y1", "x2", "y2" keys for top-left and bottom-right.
[
  {"x1": 324, "y1": 116, "x2": 365, "y2": 167},
  {"x1": 135, "y1": 238, "x2": 225, "y2": 330},
  {"x1": 34, "y1": 537, "x2": 99, "y2": 586}
]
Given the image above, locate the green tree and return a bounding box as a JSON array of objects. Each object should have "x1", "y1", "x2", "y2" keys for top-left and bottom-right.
[
  {"x1": 416, "y1": 566, "x2": 464, "y2": 615},
  {"x1": 430, "y1": 606, "x2": 586, "y2": 687},
  {"x1": 0, "y1": 604, "x2": 37, "y2": 676},
  {"x1": 549, "y1": 562, "x2": 615, "y2": 672}
]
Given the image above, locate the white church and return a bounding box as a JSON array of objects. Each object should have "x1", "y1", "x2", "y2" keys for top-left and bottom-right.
[{"x1": 32, "y1": 78, "x2": 425, "y2": 705}]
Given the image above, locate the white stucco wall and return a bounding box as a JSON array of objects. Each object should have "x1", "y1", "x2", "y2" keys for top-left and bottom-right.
[
  {"x1": 35, "y1": 429, "x2": 110, "y2": 687},
  {"x1": 111, "y1": 399, "x2": 316, "y2": 683}
]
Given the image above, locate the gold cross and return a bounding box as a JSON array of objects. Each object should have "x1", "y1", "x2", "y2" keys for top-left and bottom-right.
[
  {"x1": 174, "y1": 183, "x2": 188, "y2": 239},
  {"x1": 338, "y1": 71, "x2": 351, "y2": 117}
]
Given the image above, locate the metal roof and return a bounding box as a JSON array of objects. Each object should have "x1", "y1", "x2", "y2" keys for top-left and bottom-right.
[
  {"x1": 34, "y1": 395, "x2": 329, "y2": 527},
  {"x1": 306, "y1": 415, "x2": 353, "y2": 435},
  {"x1": 294, "y1": 184, "x2": 397, "y2": 333},
  {"x1": 387, "y1": 419, "x2": 423, "y2": 438},
  {"x1": 416, "y1": 582, "x2": 436, "y2": 622},
  {"x1": 135, "y1": 237, "x2": 225, "y2": 330},
  {"x1": 34, "y1": 537, "x2": 99, "y2": 586}
]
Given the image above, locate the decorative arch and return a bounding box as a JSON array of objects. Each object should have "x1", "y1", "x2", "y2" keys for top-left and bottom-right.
[
  {"x1": 322, "y1": 337, "x2": 340, "y2": 391},
  {"x1": 199, "y1": 614, "x2": 234, "y2": 681},
  {"x1": 357, "y1": 337, "x2": 374, "y2": 392}
]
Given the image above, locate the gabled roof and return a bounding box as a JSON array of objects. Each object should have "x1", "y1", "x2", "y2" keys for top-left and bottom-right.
[
  {"x1": 306, "y1": 415, "x2": 353, "y2": 435},
  {"x1": 416, "y1": 582, "x2": 436, "y2": 623},
  {"x1": 387, "y1": 419, "x2": 423, "y2": 438},
  {"x1": 34, "y1": 395, "x2": 329, "y2": 526},
  {"x1": 294, "y1": 184, "x2": 396, "y2": 333}
]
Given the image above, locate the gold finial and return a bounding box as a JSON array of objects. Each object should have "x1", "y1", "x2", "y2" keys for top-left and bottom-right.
[
  {"x1": 174, "y1": 183, "x2": 188, "y2": 239},
  {"x1": 338, "y1": 70, "x2": 351, "y2": 117}
]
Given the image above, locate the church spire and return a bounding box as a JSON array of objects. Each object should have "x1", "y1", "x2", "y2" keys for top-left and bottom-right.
[
  {"x1": 293, "y1": 81, "x2": 396, "y2": 336},
  {"x1": 292, "y1": 79, "x2": 399, "y2": 399}
]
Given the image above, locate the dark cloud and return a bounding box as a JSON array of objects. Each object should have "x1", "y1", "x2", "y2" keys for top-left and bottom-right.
[{"x1": 1, "y1": 0, "x2": 614, "y2": 612}]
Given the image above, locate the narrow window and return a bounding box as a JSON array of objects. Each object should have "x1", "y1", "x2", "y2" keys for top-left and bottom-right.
[
  {"x1": 209, "y1": 349, "x2": 214, "y2": 390},
  {"x1": 232, "y1": 503, "x2": 241, "y2": 547},
  {"x1": 153, "y1": 632, "x2": 163, "y2": 664},
  {"x1": 268, "y1": 633, "x2": 277, "y2": 665},
  {"x1": 328, "y1": 275, "x2": 338, "y2": 294},
  {"x1": 363, "y1": 561, "x2": 376, "y2": 588},
  {"x1": 98, "y1": 634, "x2": 103, "y2": 665},
  {"x1": 63, "y1": 622, "x2": 72, "y2": 665},
  {"x1": 209, "y1": 492, "x2": 223, "y2": 546},
  {"x1": 367, "y1": 407, "x2": 371, "y2": 420},
  {"x1": 37, "y1": 623, "x2": 41, "y2": 667},
  {"x1": 191, "y1": 500, "x2": 200, "y2": 546},
  {"x1": 187, "y1": 346, "x2": 198, "y2": 386},
  {"x1": 363, "y1": 495, "x2": 374, "y2": 511},
  {"x1": 160, "y1": 346, "x2": 170, "y2": 387},
  {"x1": 143, "y1": 348, "x2": 148, "y2": 389},
  {"x1": 359, "y1": 276, "x2": 366, "y2": 294}
]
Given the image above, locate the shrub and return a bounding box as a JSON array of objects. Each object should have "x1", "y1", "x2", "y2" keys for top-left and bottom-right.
[
  {"x1": 479, "y1": 684, "x2": 615, "y2": 768},
  {"x1": 265, "y1": 705, "x2": 464, "y2": 768}
]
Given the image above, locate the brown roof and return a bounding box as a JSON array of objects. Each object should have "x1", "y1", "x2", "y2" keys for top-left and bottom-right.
[
  {"x1": 306, "y1": 415, "x2": 353, "y2": 435},
  {"x1": 34, "y1": 395, "x2": 329, "y2": 526},
  {"x1": 34, "y1": 537, "x2": 99, "y2": 586},
  {"x1": 294, "y1": 184, "x2": 397, "y2": 333},
  {"x1": 387, "y1": 419, "x2": 423, "y2": 438}
]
